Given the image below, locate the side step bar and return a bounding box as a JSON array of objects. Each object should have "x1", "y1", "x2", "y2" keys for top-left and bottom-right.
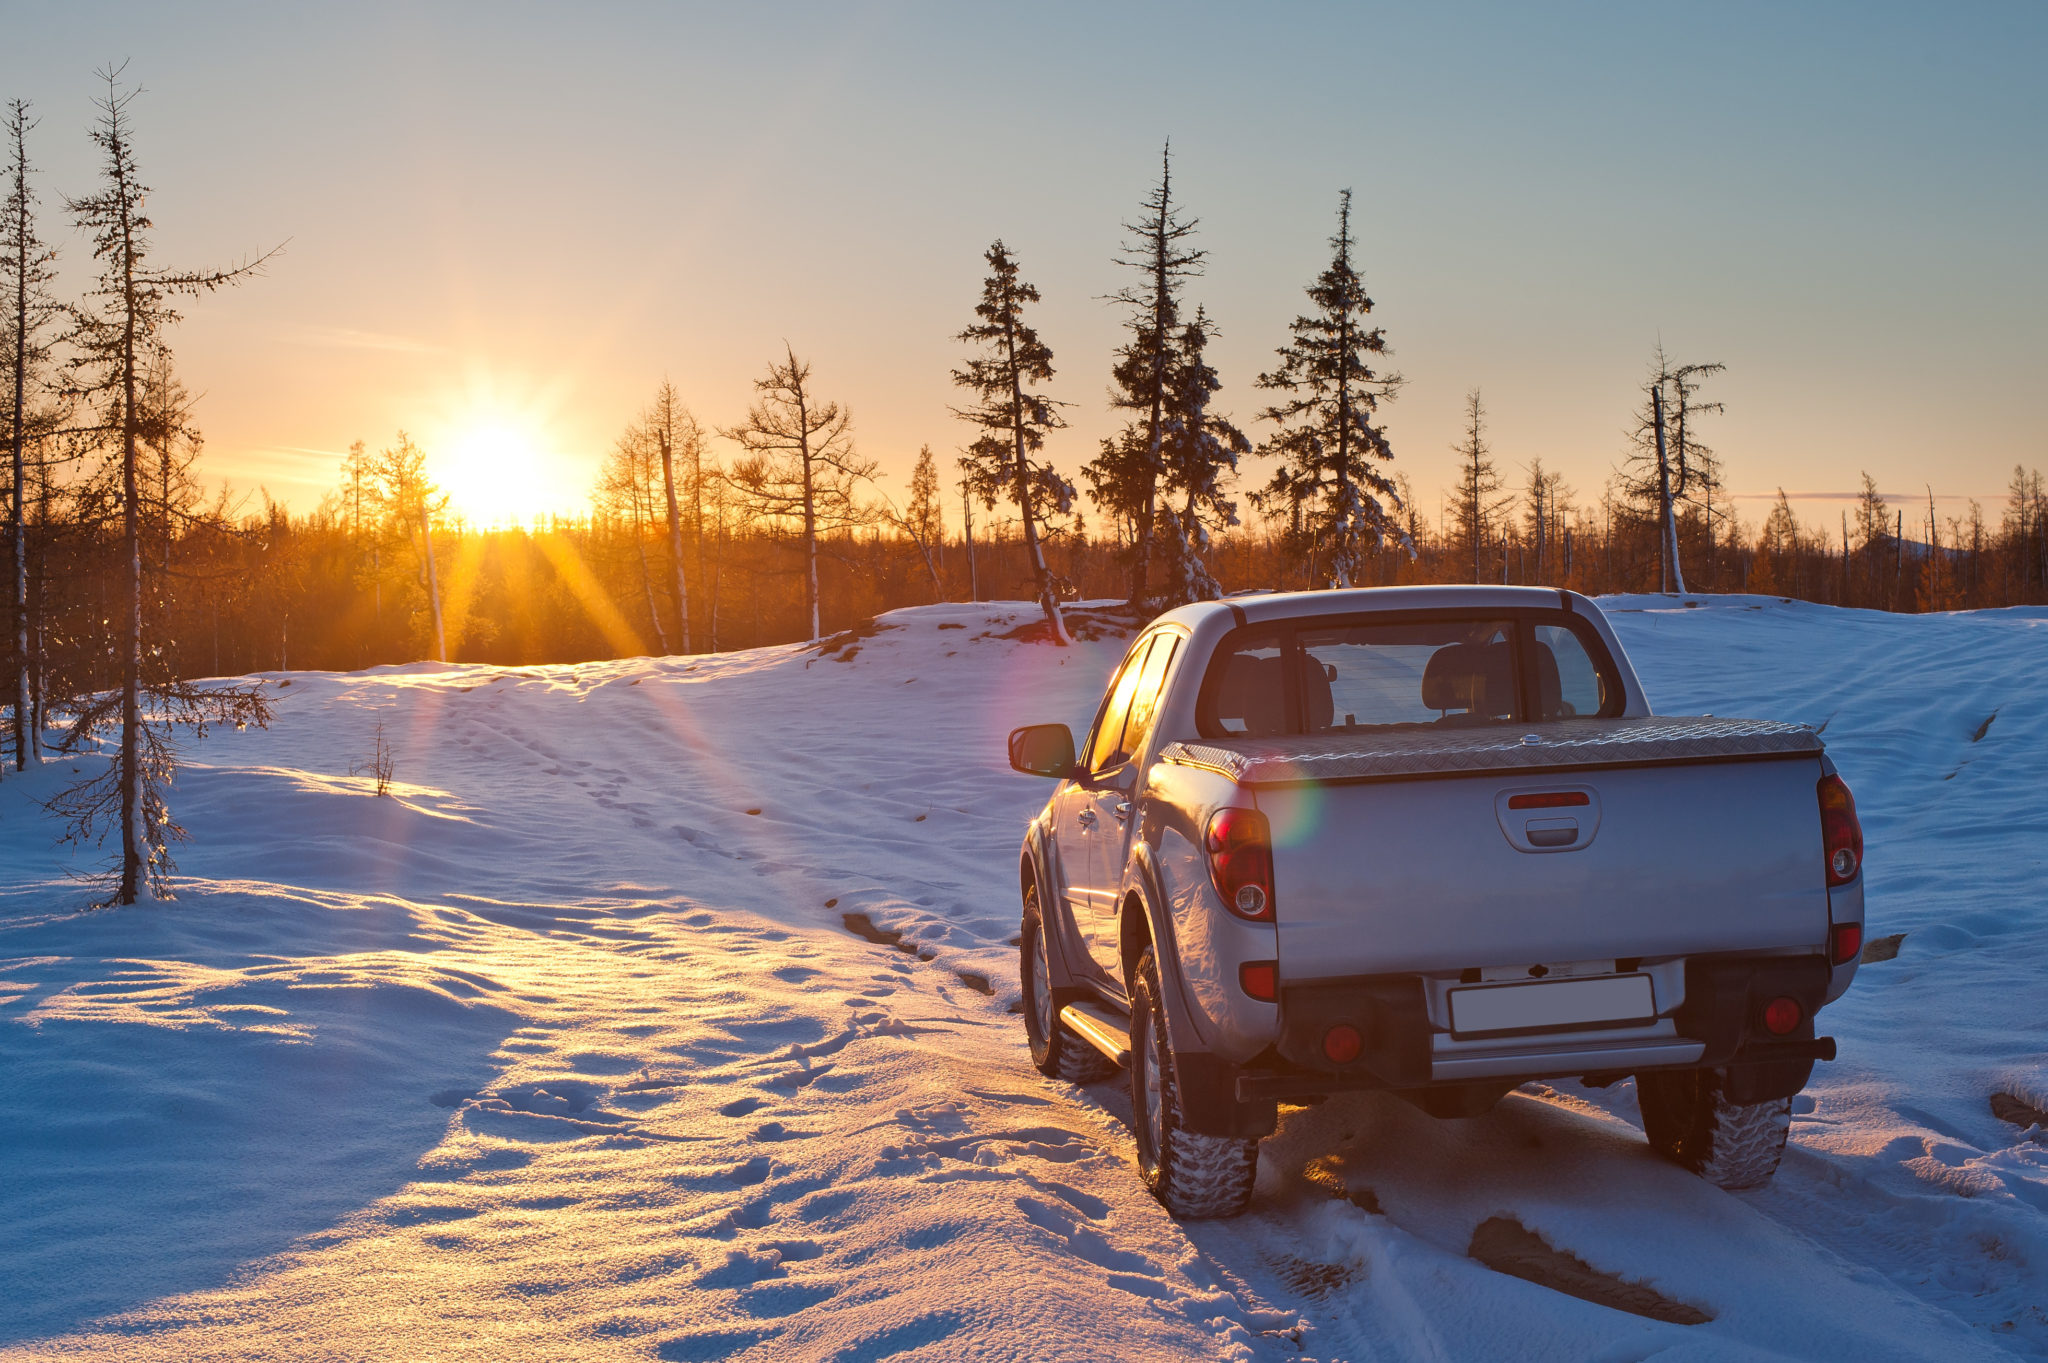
[{"x1": 1060, "y1": 1001, "x2": 1132, "y2": 1067}]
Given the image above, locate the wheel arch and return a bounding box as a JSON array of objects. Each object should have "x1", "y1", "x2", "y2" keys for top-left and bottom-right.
[
  {"x1": 1122, "y1": 840, "x2": 1211, "y2": 1054},
  {"x1": 1021, "y1": 824, "x2": 1086, "y2": 993}
]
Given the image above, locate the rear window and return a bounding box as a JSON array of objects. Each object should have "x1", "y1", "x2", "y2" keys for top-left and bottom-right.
[{"x1": 1198, "y1": 612, "x2": 1622, "y2": 738}]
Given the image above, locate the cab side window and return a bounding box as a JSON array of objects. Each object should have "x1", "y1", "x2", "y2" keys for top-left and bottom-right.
[
  {"x1": 1085, "y1": 637, "x2": 1156, "y2": 772},
  {"x1": 1531, "y1": 623, "x2": 1613, "y2": 719},
  {"x1": 1115, "y1": 634, "x2": 1180, "y2": 764}
]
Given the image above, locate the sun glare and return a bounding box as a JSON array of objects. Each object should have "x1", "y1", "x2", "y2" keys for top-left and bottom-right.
[{"x1": 436, "y1": 421, "x2": 571, "y2": 526}]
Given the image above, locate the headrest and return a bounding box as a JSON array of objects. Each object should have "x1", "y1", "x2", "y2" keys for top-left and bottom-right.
[
  {"x1": 1531, "y1": 640, "x2": 1563, "y2": 720},
  {"x1": 1421, "y1": 641, "x2": 1514, "y2": 716},
  {"x1": 1215, "y1": 652, "x2": 1286, "y2": 736}
]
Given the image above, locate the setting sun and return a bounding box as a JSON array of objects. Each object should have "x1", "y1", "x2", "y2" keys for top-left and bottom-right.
[{"x1": 434, "y1": 421, "x2": 576, "y2": 526}]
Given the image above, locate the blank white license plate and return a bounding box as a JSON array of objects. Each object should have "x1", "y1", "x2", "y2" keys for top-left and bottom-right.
[{"x1": 1449, "y1": 974, "x2": 1655, "y2": 1037}]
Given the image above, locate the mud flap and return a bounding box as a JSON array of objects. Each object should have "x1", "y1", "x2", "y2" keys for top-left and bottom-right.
[
  {"x1": 1276, "y1": 976, "x2": 1432, "y2": 1086},
  {"x1": 1721, "y1": 1057, "x2": 1816, "y2": 1105},
  {"x1": 1171, "y1": 1051, "x2": 1278, "y2": 1138},
  {"x1": 1677, "y1": 955, "x2": 1832, "y2": 1067}
]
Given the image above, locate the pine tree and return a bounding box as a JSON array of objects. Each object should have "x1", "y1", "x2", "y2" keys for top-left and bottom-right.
[
  {"x1": 953, "y1": 240, "x2": 1072, "y2": 643},
  {"x1": 1448, "y1": 389, "x2": 1511, "y2": 583},
  {"x1": 1090, "y1": 142, "x2": 1203, "y2": 606},
  {"x1": 721, "y1": 346, "x2": 873, "y2": 643},
  {"x1": 52, "y1": 70, "x2": 274, "y2": 904},
  {"x1": 1254, "y1": 190, "x2": 1408, "y2": 587},
  {"x1": 1154, "y1": 309, "x2": 1247, "y2": 606},
  {"x1": 3, "y1": 99, "x2": 59, "y2": 772}
]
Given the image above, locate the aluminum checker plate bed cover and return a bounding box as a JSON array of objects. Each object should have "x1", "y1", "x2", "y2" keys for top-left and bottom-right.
[{"x1": 1159, "y1": 715, "x2": 1823, "y2": 785}]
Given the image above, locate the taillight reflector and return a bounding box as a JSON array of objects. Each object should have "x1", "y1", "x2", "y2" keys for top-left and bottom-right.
[
  {"x1": 1238, "y1": 960, "x2": 1278, "y2": 1002},
  {"x1": 1507, "y1": 791, "x2": 1590, "y2": 810},
  {"x1": 1830, "y1": 922, "x2": 1863, "y2": 966},
  {"x1": 1322, "y1": 1024, "x2": 1363, "y2": 1064},
  {"x1": 1763, "y1": 996, "x2": 1803, "y2": 1036},
  {"x1": 1208, "y1": 807, "x2": 1275, "y2": 922},
  {"x1": 1818, "y1": 774, "x2": 1863, "y2": 888}
]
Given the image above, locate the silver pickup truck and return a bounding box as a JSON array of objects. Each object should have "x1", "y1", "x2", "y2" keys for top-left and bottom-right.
[{"x1": 1007, "y1": 586, "x2": 1865, "y2": 1217}]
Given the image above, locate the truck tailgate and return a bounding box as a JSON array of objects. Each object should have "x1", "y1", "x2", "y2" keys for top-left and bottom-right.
[{"x1": 1163, "y1": 718, "x2": 1831, "y2": 979}]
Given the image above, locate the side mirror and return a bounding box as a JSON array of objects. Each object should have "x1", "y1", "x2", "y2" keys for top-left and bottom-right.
[{"x1": 1008, "y1": 723, "x2": 1077, "y2": 779}]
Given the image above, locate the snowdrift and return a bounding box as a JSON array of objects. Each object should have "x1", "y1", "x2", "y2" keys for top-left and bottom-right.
[{"x1": 0, "y1": 595, "x2": 2042, "y2": 1360}]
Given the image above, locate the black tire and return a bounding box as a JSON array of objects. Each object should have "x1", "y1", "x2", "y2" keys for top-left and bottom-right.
[
  {"x1": 1020, "y1": 883, "x2": 1118, "y2": 1085},
  {"x1": 1636, "y1": 1067, "x2": 1792, "y2": 1190},
  {"x1": 1130, "y1": 946, "x2": 1259, "y2": 1218}
]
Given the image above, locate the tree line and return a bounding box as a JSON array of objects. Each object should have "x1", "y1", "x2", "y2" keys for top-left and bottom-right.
[{"x1": 7, "y1": 101, "x2": 2048, "y2": 898}]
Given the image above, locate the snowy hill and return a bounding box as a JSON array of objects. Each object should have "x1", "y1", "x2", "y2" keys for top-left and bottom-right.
[{"x1": 1, "y1": 596, "x2": 2044, "y2": 1361}]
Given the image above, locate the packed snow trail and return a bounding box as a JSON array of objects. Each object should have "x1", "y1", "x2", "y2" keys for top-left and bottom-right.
[{"x1": 0, "y1": 597, "x2": 2042, "y2": 1360}]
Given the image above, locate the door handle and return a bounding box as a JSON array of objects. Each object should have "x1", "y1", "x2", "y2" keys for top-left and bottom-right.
[
  {"x1": 1077, "y1": 808, "x2": 1098, "y2": 829},
  {"x1": 1113, "y1": 801, "x2": 1132, "y2": 824}
]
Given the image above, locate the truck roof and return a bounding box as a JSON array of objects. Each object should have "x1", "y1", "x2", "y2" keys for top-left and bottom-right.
[{"x1": 1152, "y1": 584, "x2": 1586, "y2": 632}]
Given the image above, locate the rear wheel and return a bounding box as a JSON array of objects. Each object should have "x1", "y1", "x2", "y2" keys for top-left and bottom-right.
[
  {"x1": 1019, "y1": 883, "x2": 1117, "y2": 1085},
  {"x1": 1130, "y1": 947, "x2": 1259, "y2": 1218},
  {"x1": 1636, "y1": 1067, "x2": 1792, "y2": 1190}
]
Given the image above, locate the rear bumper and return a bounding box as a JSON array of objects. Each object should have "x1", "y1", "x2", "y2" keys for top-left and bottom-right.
[{"x1": 1247, "y1": 952, "x2": 1834, "y2": 1096}]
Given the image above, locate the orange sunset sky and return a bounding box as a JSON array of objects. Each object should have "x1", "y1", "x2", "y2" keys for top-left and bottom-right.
[{"x1": 3, "y1": 3, "x2": 2040, "y2": 532}]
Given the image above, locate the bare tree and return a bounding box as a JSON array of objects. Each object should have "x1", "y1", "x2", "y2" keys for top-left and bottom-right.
[
  {"x1": 4, "y1": 99, "x2": 60, "y2": 772},
  {"x1": 882, "y1": 443, "x2": 945, "y2": 599},
  {"x1": 370, "y1": 433, "x2": 448, "y2": 662},
  {"x1": 53, "y1": 69, "x2": 275, "y2": 903},
  {"x1": 1623, "y1": 347, "x2": 1724, "y2": 593},
  {"x1": 597, "y1": 423, "x2": 669, "y2": 650},
  {"x1": 1448, "y1": 389, "x2": 1511, "y2": 583},
  {"x1": 721, "y1": 346, "x2": 873, "y2": 642},
  {"x1": 1522, "y1": 458, "x2": 1572, "y2": 584},
  {"x1": 645, "y1": 380, "x2": 700, "y2": 651}
]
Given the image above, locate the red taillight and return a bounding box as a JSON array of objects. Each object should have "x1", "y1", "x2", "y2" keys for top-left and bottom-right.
[
  {"x1": 1238, "y1": 960, "x2": 1278, "y2": 1002},
  {"x1": 1507, "y1": 791, "x2": 1590, "y2": 810},
  {"x1": 1763, "y1": 996, "x2": 1803, "y2": 1036},
  {"x1": 1322, "y1": 1024, "x2": 1363, "y2": 1064},
  {"x1": 1207, "y1": 807, "x2": 1275, "y2": 922},
  {"x1": 1818, "y1": 774, "x2": 1863, "y2": 888},
  {"x1": 1830, "y1": 922, "x2": 1863, "y2": 966}
]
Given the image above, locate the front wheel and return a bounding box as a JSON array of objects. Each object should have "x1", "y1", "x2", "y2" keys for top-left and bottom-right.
[
  {"x1": 1130, "y1": 947, "x2": 1259, "y2": 1218},
  {"x1": 1636, "y1": 1067, "x2": 1792, "y2": 1190},
  {"x1": 1020, "y1": 883, "x2": 1117, "y2": 1085}
]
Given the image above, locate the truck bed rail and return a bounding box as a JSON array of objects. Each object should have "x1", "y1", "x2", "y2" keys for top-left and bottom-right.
[{"x1": 1160, "y1": 716, "x2": 1822, "y2": 785}]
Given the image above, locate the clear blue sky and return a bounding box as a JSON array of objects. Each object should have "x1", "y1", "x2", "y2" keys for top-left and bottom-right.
[{"x1": 3, "y1": 1, "x2": 2042, "y2": 532}]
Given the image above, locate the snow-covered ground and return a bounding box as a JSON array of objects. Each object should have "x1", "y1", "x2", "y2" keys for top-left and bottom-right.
[{"x1": 1, "y1": 595, "x2": 2043, "y2": 1361}]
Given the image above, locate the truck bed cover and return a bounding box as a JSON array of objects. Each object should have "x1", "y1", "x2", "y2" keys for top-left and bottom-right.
[{"x1": 1160, "y1": 715, "x2": 1822, "y2": 785}]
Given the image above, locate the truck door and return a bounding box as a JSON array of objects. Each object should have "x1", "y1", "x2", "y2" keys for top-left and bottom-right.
[
  {"x1": 1075, "y1": 633, "x2": 1180, "y2": 980},
  {"x1": 1053, "y1": 638, "x2": 1153, "y2": 977}
]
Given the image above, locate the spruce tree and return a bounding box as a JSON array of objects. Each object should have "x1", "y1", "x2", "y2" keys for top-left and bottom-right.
[
  {"x1": 953, "y1": 240, "x2": 1072, "y2": 643},
  {"x1": 53, "y1": 70, "x2": 274, "y2": 903},
  {"x1": 1154, "y1": 309, "x2": 1247, "y2": 606},
  {"x1": 1254, "y1": 190, "x2": 1407, "y2": 587},
  {"x1": 1090, "y1": 143, "x2": 1204, "y2": 606}
]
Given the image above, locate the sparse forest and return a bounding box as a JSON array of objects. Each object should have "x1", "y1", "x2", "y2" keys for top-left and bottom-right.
[{"x1": 6, "y1": 94, "x2": 2048, "y2": 876}]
